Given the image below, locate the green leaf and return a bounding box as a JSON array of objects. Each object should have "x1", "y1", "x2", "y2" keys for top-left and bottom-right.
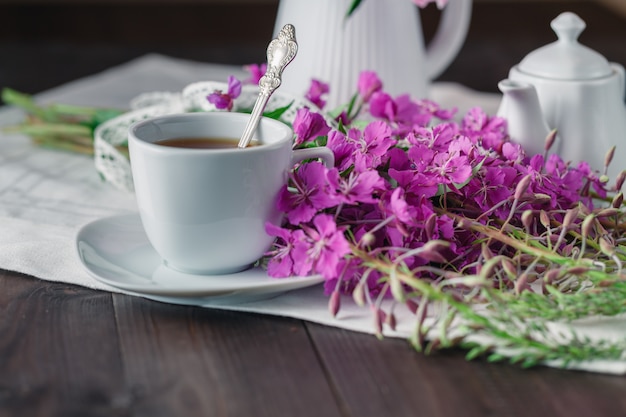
[
  {"x1": 487, "y1": 353, "x2": 506, "y2": 363},
  {"x1": 263, "y1": 101, "x2": 294, "y2": 121},
  {"x1": 465, "y1": 345, "x2": 489, "y2": 361},
  {"x1": 345, "y1": 0, "x2": 363, "y2": 19}
]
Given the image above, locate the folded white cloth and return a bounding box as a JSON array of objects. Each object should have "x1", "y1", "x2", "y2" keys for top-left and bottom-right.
[{"x1": 1, "y1": 54, "x2": 624, "y2": 374}]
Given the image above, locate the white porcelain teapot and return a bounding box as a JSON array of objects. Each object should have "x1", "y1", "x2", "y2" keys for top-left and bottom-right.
[{"x1": 498, "y1": 12, "x2": 626, "y2": 179}]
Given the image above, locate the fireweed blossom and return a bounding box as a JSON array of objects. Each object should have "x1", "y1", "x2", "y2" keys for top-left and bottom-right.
[
  {"x1": 277, "y1": 161, "x2": 337, "y2": 225},
  {"x1": 206, "y1": 75, "x2": 242, "y2": 111},
  {"x1": 292, "y1": 107, "x2": 331, "y2": 145},
  {"x1": 292, "y1": 214, "x2": 351, "y2": 279},
  {"x1": 357, "y1": 70, "x2": 383, "y2": 102},
  {"x1": 327, "y1": 168, "x2": 386, "y2": 205},
  {"x1": 351, "y1": 120, "x2": 396, "y2": 172},
  {"x1": 305, "y1": 79, "x2": 330, "y2": 110},
  {"x1": 264, "y1": 223, "x2": 305, "y2": 277},
  {"x1": 260, "y1": 70, "x2": 610, "y2": 299},
  {"x1": 243, "y1": 63, "x2": 267, "y2": 85}
]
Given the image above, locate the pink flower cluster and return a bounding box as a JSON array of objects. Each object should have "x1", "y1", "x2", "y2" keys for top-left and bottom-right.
[{"x1": 260, "y1": 70, "x2": 609, "y2": 296}]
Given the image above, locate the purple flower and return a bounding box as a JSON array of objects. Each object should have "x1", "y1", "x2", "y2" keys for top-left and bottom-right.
[
  {"x1": 265, "y1": 223, "x2": 305, "y2": 277},
  {"x1": 206, "y1": 75, "x2": 242, "y2": 111},
  {"x1": 369, "y1": 92, "x2": 397, "y2": 121},
  {"x1": 243, "y1": 63, "x2": 267, "y2": 85},
  {"x1": 461, "y1": 107, "x2": 508, "y2": 151},
  {"x1": 327, "y1": 168, "x2": 386, "y2": 205},
  {"x1": 465, "y1": 163, "x2": 516, "y2": 214},
  {"x1": 408, "y1": 123, "x2": 457, "y2": 151},
  {"x1": 305, "y1": 79, "x2": 330, "y2": 109},
  {"x1": 277, "y1": 162, "x2": 337, "y2": 225},
  {"x1": 293, "y1": 107, "x2": 331, "y2": 145},
  {"x1": 386, "y1": 187, "x2": 414, "y2": 225},
  {"x1": 416, "y1": 99, "x2": 457, "y2": 121},
  {"x1": 292, "y1": 214, "x2": 351, "y2": 279},
  {"x1": 357, "y1": 71, "x2": 383, "y2": 102},
  {"x1": 353, "y1": 120, "x2": 396, "y2": 171},
  {"x1": 264, "y1": 75, "x2": 614, "y2": 313},
  {"x1": 430, "y1": 150, "x2": 473, "y2": 187},
  {"x1": 326, "y1": 130, "x2": 357, "y2": 172},
  {"x1": 388, "y1": 145, "x2": 440, "y2": 199}
]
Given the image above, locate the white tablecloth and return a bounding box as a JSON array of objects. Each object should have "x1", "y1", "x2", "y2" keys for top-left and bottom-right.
[{"x1": 1, "y1": 54, "x2": 624, "y2": 375}]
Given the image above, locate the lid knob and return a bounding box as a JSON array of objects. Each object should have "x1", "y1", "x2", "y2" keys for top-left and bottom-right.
[{"x1": 551, "y1": 12, "x2": 586, "y2": 44}]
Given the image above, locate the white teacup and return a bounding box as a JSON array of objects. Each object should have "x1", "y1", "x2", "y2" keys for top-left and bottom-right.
[{"x1": 128, "y1": 112, "x2": 334, "y2": 275}]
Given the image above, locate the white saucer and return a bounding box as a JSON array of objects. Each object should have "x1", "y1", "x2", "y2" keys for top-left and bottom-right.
[{"x1": 76, "y1": 214, "x2": 323, "y2": 305}]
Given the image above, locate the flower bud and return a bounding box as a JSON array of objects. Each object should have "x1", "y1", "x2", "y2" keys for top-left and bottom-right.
[
  {"x1": 352, "y1": 282, "x2": 366, "y2": 306},
  {"x1": 360, "y1": 232, "x2": 375, "y2": 247},
  {"x1": 581, "y1": 214, "x2": 596, "y2": 238},
  {"x1": 424, "y1": 213, "x2": 437, "y2": 240},
  {"x1": 390, "y1": 274, "x2": 405, "y2": 302},
  {"x1": 456, "y1": 218, "x2": 471, "y2": 230},
  {"x1": 544, "y1": 268, "x2": 561, "y2": 284},
  {"x1": 539, "y1": 210, "x2": 551, "y2": 229},
  {"x1": 561, "y1": 242, "x2": 574, "y2": 257},
  {"x1": 616, "y1": 170, "x2": 626, "y2": 191},
  {"x1": 481, "y1": 243, "x2": 494, "y2": 261},
  {"x1": 514, "y1": 174, "x2": 533, "y2": 200},
  {"x1": 371, "y1": 306, "x2": 384, "y2": 339},
  {"x1": 562, "y1": 208, "x2": 578, "y2": 229},
  {"x1": 599, "y1": 236, "x2": 616, "y2": 257},
  {"x1": 418, "y1": 240, "x2": 450, "y2": 263},
  {"x1": 611, "y1": 192, "x2": 624, "y2": 209},
  {"x1": 502, "y1": 259, "x2": 517, "y2": 279},
  {"x1": 533, "y1": 193, "x2": 552, "y2": 202},
  {"x1": 515, "y1": 272, "x2": 530, "y2": 294},
  {"x1": 405, "y1": 298, "x2": 419, "y2": 315},
  {"x1": 578, "y1": 203, "x2": 591, "y2": 216},
  {"x1": 386, "y1": 312, "x2": 397, "y2": 331},
  {"x1": 521, "y1": 210, "x2": 534, "y2": 230},
  {"x1": 329, "y1": 290, "x2": 341, "y2": 317},
  {"x1": 544, "y1": 129, "x2": 558, "y2": 152},
  {"x1": 597, "y1": 207, "x2": 620, "y2": 217},
  {"x1": 480, "y1": 257, "x2": 500, "y2": 279},
  {"x1": 600, "y1": 174, "x2": 610, "y2": 184},
  {"x1": 605, "y1": 145, "x2": 616, "y2": 168},
  {"x1": 567, "y1": 266, "x2": 589, "y2": 275}
]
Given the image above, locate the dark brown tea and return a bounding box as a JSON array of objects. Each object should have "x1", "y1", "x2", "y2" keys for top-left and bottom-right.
[{"x1": 155, "y1": 137, "x2": 261, "y2": 149}]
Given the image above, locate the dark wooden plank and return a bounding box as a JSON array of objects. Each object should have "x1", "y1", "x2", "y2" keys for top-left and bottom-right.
[
  {"x1": 111, "y1": 294, "x2": 344, "y2": 417},
  {"x1": 305, "y1": 323, "x2": 496, "y2": 417},
  {"x1": 0, "y1": 271, "x2": 129, "y2": 417},
  {"x1": 306, "y1": 322, "x2": 626, "y2": 417}
]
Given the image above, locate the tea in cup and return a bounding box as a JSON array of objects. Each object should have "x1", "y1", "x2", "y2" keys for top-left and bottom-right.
[{"x1": 128, "y1": 112, "x2": 334, "y2": 275}]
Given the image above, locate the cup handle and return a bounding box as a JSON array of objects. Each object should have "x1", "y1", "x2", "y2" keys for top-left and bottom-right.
[{"x1": 291, "y1": 147, "x2": 335, "y2": 168}]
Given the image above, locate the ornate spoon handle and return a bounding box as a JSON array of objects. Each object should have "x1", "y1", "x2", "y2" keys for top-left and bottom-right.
[{"x1": 238, "y1": 24, "x2": 298, "y2": 148}]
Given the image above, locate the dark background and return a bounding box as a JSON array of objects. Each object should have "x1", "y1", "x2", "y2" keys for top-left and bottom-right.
[{"x1": 0, "y1": 1, "x2": 625, "y2": 95}]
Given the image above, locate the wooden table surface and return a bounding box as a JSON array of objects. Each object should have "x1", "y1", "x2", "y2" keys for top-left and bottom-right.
[{"x1": 2, "y1": 2, "x2": 626, "y2": 416}]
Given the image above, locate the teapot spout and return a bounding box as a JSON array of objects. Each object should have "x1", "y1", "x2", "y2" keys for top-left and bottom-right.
[{"x1": 497, "y1": 79, "x2": 553, "y2": 157}]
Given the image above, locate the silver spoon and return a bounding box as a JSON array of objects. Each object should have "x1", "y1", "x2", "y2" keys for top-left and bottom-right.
[{"x1": 238, "y1": 24, "x2": 298, "y2": 148}]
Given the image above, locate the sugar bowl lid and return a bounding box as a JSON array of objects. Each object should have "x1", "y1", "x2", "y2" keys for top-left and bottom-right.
[{"x1": 517, "y1": 12, "x2": 612, "y2": 80}]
